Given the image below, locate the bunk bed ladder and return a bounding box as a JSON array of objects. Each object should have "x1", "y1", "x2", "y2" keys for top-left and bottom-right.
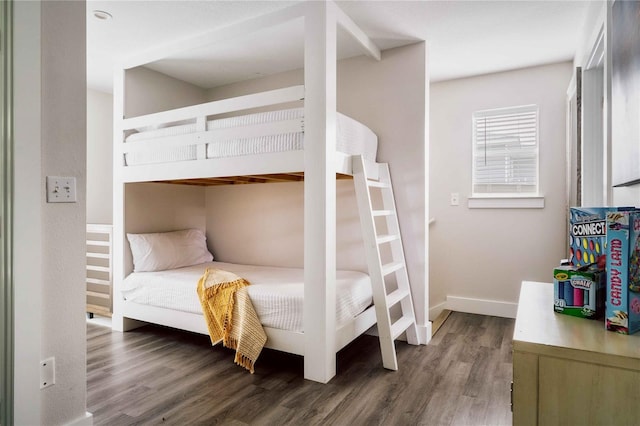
[{"x1": 352, "y1": 155, "x2": 419, "y2": 371}]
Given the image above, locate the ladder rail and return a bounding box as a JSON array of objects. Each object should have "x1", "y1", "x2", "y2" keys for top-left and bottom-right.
[
  {"x1": 378, "y1": 164, "x2": 419, "y2": 345},
  {"x1": 352, "y1": 155, "x2": 419, "y2": 371},
  {"x1": 352, "y1": 159, "x2": 399, "y2": 370}
]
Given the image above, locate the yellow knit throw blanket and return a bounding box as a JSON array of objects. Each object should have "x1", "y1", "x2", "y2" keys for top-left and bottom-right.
[{"x1": 196, "y1": 268, "x2": 267, "y2": 373}]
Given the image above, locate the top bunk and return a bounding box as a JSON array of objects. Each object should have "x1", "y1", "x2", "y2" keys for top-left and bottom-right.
[
  {"x1": 113, "y1": 2, "x2": 383, "y2": 185},
  {"x1": 117, "y1": 86, "x2": 379, "y2": 184}
]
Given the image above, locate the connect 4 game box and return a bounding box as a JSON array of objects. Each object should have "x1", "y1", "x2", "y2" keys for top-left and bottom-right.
[
  {"x1": 605, "y1": 211, "x2": 640, "y2": 335},
  {"x1": 569, "y1": 207, "x2": 634, "y2": 268}
]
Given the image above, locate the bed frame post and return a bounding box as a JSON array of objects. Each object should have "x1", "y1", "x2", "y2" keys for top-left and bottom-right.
[
  {"x1": 112, "y1": 66, "x2": 126, "y2": 332},
  {"x1": 303, "y1": 1, "x2": 338, "y2": 383}
]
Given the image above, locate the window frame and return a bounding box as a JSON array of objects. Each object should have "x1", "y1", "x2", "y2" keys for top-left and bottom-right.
[{"x1": 469, "y1": 104, "x2": 543, "y2": 209}]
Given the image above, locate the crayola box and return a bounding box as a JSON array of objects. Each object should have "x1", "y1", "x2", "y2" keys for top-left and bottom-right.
[
  {"x1": 605, "y1": 211, "x2": 640, "y2": 334},
  {"x1": 569, "y1": 207, "x2": 635, "y2": 268},
  {"x1": 553, "y1": 264, "x2": 605, "y2": 319}
]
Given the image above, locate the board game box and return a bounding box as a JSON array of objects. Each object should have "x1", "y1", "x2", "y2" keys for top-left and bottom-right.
[
  {"x1": 605, "y1": 211, "x2": 640, "y2": 334},
  {"x1": 569, "y1": 207, "x2": 634, "y2": 268}
]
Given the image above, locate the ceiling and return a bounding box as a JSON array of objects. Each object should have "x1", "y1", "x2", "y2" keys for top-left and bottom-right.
[{"x1": 87, "y1": 0, "x2": 593, "y2": 94}]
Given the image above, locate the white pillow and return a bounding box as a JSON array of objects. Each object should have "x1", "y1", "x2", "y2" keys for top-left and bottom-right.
[{"x1": 127, "y1": 229, "x2": 213, "y2": 272}]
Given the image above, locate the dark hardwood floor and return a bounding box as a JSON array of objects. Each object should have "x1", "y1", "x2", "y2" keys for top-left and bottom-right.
[{"x1": 87, "y1": 312, "x2": 514, "y2": 425}]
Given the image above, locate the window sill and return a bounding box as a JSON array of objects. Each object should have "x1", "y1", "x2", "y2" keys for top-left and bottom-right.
[{"x1": 468, "y1": 195, "x2": 544, "y2": 209}]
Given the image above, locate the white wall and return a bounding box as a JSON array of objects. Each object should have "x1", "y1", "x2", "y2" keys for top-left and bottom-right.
[
  {"x1": 40, "y1": 1, "x2": 88, "y2": 423},
  {"x1": 344, "y1": 43, "x2": 429, "y2": 330},
  {"x1": 124, "y1": 66, "x2": 206, "y2": 118},
  {"x1": 613, "y1": 186, "x2": 640, "y2": 207},
  {"x1": 124, "y1": 183, "x2": 207, "y2": 274},
  {"x1": 87, "y1": 89, "x2": 113, "y2": 224},
  {"x1": 13, "y1": 2, "x2": 42, "y2": 424},
  {"x1": 204, "y1": 43, "x2": 430, "y2": 329},
  {"x1": 430, "y1": 62, "x2": 573, "y2": 319},
  {"x1": 204, "y1": 180, "x2": 364, "y2": 270},
  {"x1": 14, "y1": 1, "x2": 88, "y2": 425}
]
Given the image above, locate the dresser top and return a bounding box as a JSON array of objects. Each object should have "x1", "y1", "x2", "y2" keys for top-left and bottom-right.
[{"x1": 514, "y1": 281, "x2": 640, "y2": 366}]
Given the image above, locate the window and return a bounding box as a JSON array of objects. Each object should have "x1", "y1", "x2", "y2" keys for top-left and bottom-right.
[{"x1": 472, "y1": 105, "x2": 539, "y2": 196}]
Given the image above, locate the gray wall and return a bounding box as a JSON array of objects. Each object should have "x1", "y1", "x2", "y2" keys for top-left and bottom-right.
[
  {"x1": 87, "y1": 89, "x2": 113, "y2": 224},
  {"x1": 14, "y1": 1, "x2": 88, "y2": 424},
  {"x1": 430, "y1": 62, "x2": 573, "y2": 318},
  {"x1": 124, "y1": 66, "x2": 206, "y2": 118}
]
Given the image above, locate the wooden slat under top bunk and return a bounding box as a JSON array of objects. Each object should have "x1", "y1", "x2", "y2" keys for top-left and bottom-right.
[{"x1": 154, "y1": 173, "x2": 353, "y2": 186}]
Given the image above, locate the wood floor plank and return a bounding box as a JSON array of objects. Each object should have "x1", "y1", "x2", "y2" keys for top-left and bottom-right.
[
  {"x1": 463, "y1": 345, "x2": 493, "y2": 398},
  {"x1": 87, "y1": 311, "x2": 515, "y2": 425},
  {"x1": 420, "y1": 360, "x2": 474, "y2": 425},
  {"x1": 451, "y1": 395, "x2": 489, "y2": 426}
]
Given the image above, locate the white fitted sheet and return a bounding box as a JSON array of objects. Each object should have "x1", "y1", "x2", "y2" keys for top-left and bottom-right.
[
  {"x1": 121, "y1": 261, "x2": 373, "y2": 333},
  {"x1": 124, "y1": 108, "x2": 378, "y2": 165}
]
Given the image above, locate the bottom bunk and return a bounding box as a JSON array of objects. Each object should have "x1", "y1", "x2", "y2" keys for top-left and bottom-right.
[{"x1": 118, "y1": 260, "x2": 377, "y2": 358}]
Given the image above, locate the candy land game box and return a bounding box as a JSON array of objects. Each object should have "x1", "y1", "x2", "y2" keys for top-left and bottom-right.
[{"x1": 605, "y1": 211, "x2": 640, "y2": 334}]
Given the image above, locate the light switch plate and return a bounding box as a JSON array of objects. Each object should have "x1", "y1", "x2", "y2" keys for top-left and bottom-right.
[{"x1": 46, "y1": 176, "x2": 77, "y2": 203}]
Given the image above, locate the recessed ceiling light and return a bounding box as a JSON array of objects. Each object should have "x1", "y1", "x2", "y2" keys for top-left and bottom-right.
[{"x1": 92, "y1": 10, "x2": 112, "y2": 21}]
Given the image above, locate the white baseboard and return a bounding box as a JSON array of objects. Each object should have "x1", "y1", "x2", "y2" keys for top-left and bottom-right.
[
  {"x1": 429, "y1": 297, "x2": 517, "y2": 320},
  {"x1": 66, "y1": 412, "x2": 93, "y2": 426},
  {"x1": 429, "y1": 301, "x2": 448, "y2": 321},
  {"x1": 417, "y1": 322, "x2": 432, "y2": 344},
  {"x1": 445, "y1": 295, "x2": 518, "y2": 319}
]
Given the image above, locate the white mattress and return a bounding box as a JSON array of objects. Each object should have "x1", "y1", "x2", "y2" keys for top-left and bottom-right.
[
  {"x1": 121, "y1": 261, "x2": 373, "y2": 333},
  {"x1": 124, "y1": 108, "x2": 378, "y2": 165}
]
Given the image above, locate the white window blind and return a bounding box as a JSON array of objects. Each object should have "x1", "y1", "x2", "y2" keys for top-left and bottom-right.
[{"x1": 472, "y1": 105, "x2": 539, "y2": 195}]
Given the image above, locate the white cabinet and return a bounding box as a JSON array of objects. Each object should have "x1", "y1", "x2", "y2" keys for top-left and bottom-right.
[{"x1": 513, "y1": 281, "x2": 640, "y2": 425}]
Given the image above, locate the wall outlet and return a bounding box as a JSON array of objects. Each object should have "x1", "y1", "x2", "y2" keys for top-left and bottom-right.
[
  {"x1": 46, "y1": 176, "x2": 77, "y2": 203},
  {"x1": 40, "y1": 357, "x2": 55, "y2": 389},
  {"x1": 450, "y1": 192, "x2": 460, "y2": 206}
]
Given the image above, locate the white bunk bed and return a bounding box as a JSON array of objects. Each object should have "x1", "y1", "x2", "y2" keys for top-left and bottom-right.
[
  {"x1": 112, "y1": 2, "x2": 389, "y2": 383},
  {"x1": 120, "y1": 259, "x2": 376, "y2": 357}
]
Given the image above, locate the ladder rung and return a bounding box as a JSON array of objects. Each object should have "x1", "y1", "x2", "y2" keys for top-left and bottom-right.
[
  {"x1": 367, "y1": 180, "x2": 391, "y2": 189},
  {"x1": 87, "y1": 253, "x2": 110, "y2": 259},
  {"x1": 87, "y1": 240, "x2": 110, "y2": 247},
  {"x1": 86, "y1": 304, "x2": 112, "y2": 317},
  {"x1": 382, "y1": 261, "x2": 404, "y2": 276},
  {"x1": 87, "y1": 290, "x2": 110, "y2": 299},
  {"x1": 376, "y1": 234, "x2": 399, "y2": 245},
  {"x1": 391, "y1": 316, "x2": 415, "y2": 340},
  {"x1": 87, "y1": 278, "x2": 110, "y2": 286},
  {"x1": 87, "y1": 265, "x2": 110, "y2": 273},
  {"x1": 372, "y1": 210, "x2": 394, "y2": 217},
  {"x1": 386, "y1": 288, "x2": 410, "y2": 307}
]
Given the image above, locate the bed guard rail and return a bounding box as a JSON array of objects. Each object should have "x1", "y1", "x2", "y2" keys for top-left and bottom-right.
[
  {"x1": 119, "y1": 85, "x2": 305, "y2": 164},
  {"x1": 122, "y1": 85, "x2": 305, "y2": 133}
]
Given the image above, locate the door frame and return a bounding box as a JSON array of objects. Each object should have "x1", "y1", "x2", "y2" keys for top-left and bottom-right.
[
  {"x1": 581, "y1": 26, "x2": 606, "y2": 206},
  {"x1": 1, "y1": 0, "x2": 15, "y2": 424}
]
